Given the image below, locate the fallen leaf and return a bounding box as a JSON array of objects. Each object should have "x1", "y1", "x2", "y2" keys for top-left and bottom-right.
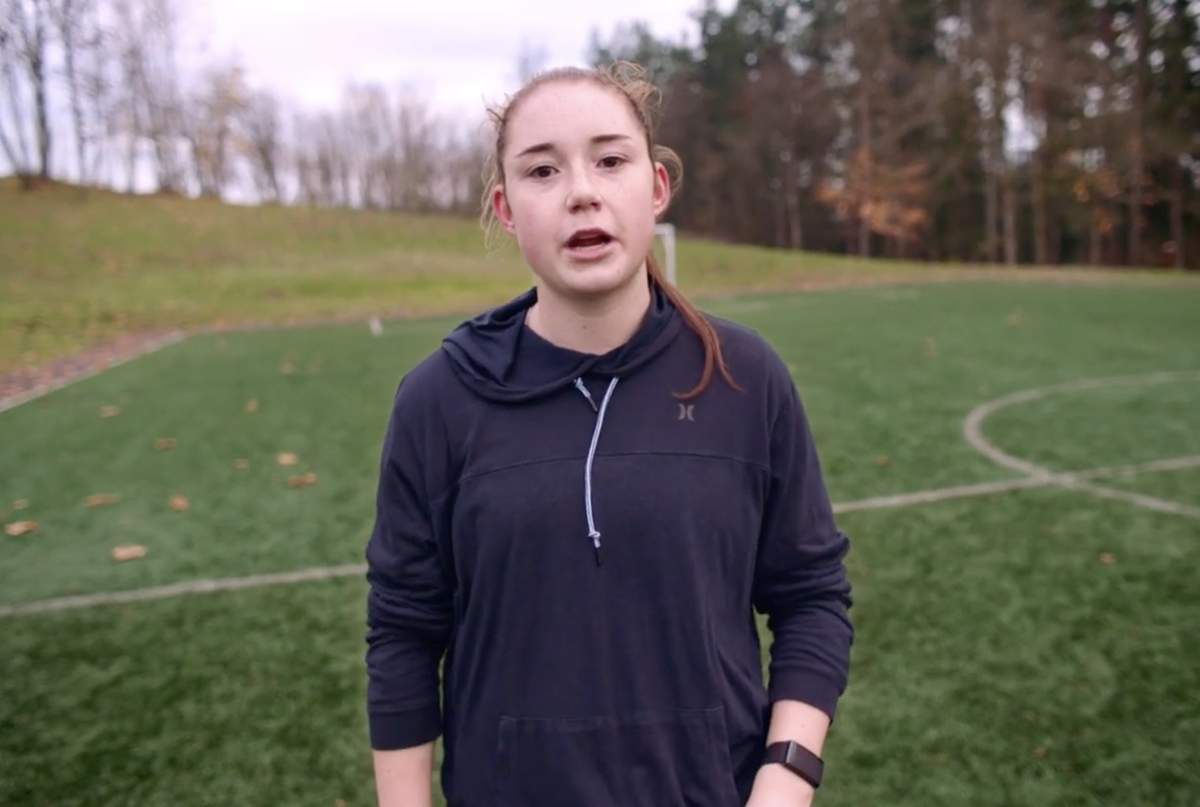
[
  {"x1": 233, "y1": 458, "x2": 250, "y2": 470},
  {"x1": 335, "y1": 800, "x2": 347, "y2": 807},
  {"x1": 99, "y1": 404, "x2": 121, "y2": 418},
  {"x1": 154, "y1": 437, "x2": 177, "y2": 451},
  {"x1": 276, "y1": 452, "x2": 298, "y2": 467},
  {"x1": 873, "y1": 455, "x2": 891, "y2": 467},
  {"x1": 244, "y1": 398, "x2": 259, "y2": 414},
  {"x1": 924, "y1": 336, "x2": 938, "y2": 358},
  {"x1": 84, "y1": 493, "x2": 120, "y2": 508},
  {"x1": 5, "y1": 520, "x2": 37, "y2": 536},
  {"x1": 169, "y1": 494, "x2": 190, "y2": 512},
  {"x1": 111, "y1": 544, "x2": 147, "y2": 562},
  {"x1": 1099, "y1": 552, "x2": 1115, "y2": 565},
  {"x1": 12, "y1": 498, "x2": 29, "y2": 510},
  {"x1": 1007, "y1": 308, "x2": 1024, "y2": 327},
  {"x1": 1033, "y1": 745, "x2": 1048, "y2": 759},
  {"x1": 280, "y1": 360, "x2": 295, "y2": 375},
  {"x1": 288, "y1": 472, "x2": 319, "y2": 488}
]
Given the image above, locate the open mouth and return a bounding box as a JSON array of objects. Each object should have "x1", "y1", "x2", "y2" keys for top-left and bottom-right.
[{"x1": 565, "y1": 229, "x2": 615, "y2": 258}]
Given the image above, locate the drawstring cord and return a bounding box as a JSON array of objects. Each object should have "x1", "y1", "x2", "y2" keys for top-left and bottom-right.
[{"x1": 575, "y1": 376, "x2": 619, "y2": 566}]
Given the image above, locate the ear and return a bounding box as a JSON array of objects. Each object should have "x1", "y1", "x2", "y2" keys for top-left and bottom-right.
[
  {"x1": 651, "y1": 161, "x2": 671, "y2": 219},
  {"x1": 491, "y1": 184, "x2": 516, "y2": 234}
]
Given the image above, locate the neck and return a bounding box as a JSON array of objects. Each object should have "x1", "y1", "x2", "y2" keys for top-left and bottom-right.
[{"x1": 526, "y1": 268, "x2": 653, "y2": 355}]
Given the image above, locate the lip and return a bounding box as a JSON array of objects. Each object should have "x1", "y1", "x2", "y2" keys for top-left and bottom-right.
[{"x1": 563, "y1": 228, "x2": 616, "y2": 261}]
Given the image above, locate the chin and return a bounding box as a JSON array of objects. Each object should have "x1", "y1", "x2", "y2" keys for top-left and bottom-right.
[{"x1": 556, "y1": 263, "x2": 644, "y2": 300}]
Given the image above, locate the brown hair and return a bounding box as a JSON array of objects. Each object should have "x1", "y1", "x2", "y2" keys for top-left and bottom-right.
[{"x1": 479, "y1": 60, "x2": 741, "y2": 401}]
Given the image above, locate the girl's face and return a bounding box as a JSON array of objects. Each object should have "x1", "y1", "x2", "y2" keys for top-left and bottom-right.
[{"x1": 492, "y1": 80, "x2": 670, "y2": 304}]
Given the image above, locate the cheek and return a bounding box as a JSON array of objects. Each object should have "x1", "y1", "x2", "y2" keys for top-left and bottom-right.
[{"x1": 508, "y1": 202, "x2": 554, "y2": 253}]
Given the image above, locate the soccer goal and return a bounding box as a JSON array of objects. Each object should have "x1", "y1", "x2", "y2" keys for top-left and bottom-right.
[{"x1": 654, "y1": 223, "x2": 677, "y2": 286}]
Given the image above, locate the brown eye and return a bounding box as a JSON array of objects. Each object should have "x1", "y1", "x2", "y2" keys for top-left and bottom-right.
[
  {"x1": 530, "y1": 165, "x2": 555, "y2": 179},
  {"x1": 599, "y1": 155, "x2": 625, "y2": 169}
]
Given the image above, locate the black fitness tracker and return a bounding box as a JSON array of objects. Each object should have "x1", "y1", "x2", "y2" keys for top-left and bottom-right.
[{"x1": 762, "y1": 740, "x2": 823, "y2": 789}]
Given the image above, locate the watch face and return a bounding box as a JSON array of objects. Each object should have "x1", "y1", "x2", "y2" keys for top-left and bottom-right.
[{"x1": 781, "y1": 741, "x2": 823, "y2": 788}]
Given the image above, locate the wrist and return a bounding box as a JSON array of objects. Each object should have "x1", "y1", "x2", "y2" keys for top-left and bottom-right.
[{"x1": 750, "y1": 762, "x2": 816, "y2": 806}]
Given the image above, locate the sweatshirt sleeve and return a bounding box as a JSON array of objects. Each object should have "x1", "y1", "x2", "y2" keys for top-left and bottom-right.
[
  {"x1": 364, "y1": 376, "x2": 455, "y2": 750},
  {"x1": 751, "y1": 361, "x2": 854, "y2": 724}
]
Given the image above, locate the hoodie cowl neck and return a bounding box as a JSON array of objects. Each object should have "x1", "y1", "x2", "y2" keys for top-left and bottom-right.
[{"x1": 440, "y1": 281, "x2": 683, "y2": 403}]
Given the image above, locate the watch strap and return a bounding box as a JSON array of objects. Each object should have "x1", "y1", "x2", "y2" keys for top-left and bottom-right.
[{"x1": 762, "y1": 740, "x2": 823, "y2": 789}]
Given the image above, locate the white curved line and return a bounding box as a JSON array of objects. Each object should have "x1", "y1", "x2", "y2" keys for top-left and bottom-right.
[
  {"x1": 835, "y1": 454, "x2": 1200, "y2": 514},
  {"x1": 962, "y1": 370, "x2": 1200, "y2": 520}
]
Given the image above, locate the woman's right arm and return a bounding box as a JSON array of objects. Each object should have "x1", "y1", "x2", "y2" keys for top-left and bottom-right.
[
  {"x1": 365, "y1": 372, "x2": 455, "y2": 804},
  {"x1": 372, "y1": 743, "x2": 435, "y2": 807}
]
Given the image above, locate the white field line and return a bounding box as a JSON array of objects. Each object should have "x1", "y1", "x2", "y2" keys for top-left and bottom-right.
[
  {"x1": 0, "y1": 563, "x2": 368, "y2": 618},
  {"x1": 0, "y1": 332, "x2": 188, "y2": 414},
  {"x1": 961, "y1": 370, "x2": 1200, "y2": 520},
  {"x1": 835, "y1": 454, "x2": 1200, "y2": 514},
  {"x1": 7, "y1": 452, "x2": 1197, "y2": 620},
  {"x1": 4, "y1": 371, "x2": 1198, "y2": 619}
]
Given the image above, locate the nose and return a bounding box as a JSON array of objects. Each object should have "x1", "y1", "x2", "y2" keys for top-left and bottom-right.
[{"x1": 566, "y1": 167, "x2": 600, "y2": 213}]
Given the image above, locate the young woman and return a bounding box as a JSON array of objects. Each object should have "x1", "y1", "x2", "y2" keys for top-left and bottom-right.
[{"x1": 364, "y1": 61, "x2": 853, "y2": 807}]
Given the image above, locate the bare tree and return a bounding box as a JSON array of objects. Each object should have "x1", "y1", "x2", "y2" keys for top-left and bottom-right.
[
  {"x1": 240, "y1": 86, "x2": 283, "y2": 202},
  {"x1": 293, "y1": 110, "x2": 352, "y2": 207},
  {"x1": 343, "y1": 81, "x2": 390, "y2": 208},
  {"x1": 3, "y1": 0, "x2": 51, "y2": 180},
  {"x1": 184, "y1": 61, "x2": 247, "y2": 198},
  {"x1": 109, "y1": 0, "x2": 185, "y2": 193},
  {"x1": 50, "y1": 0, "x2": 100, "y2": 184},
  {"x1": 0, "y1": 7, "x2": 36, "y2": 183},
  {"x1": 437, "y1": 119, "x2": 486, "y2": 214}
]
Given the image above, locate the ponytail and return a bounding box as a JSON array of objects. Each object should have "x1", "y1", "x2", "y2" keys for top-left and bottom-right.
[{"x1": 646, "y1": 253, "x2": 743, "y2": 400}]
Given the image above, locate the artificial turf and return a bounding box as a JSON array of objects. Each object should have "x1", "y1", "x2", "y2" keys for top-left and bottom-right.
[{"x1": 2, "y1": 280, "x2": 1198, "y2": 805}]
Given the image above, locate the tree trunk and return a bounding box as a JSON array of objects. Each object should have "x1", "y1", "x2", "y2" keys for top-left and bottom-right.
[
  {"x1": 1089, "y1": 211, "x2": 1102, "y2": 267},
  {"x1": 16, "y1": 0, "x2": 53, "y2": 179},
  {"x1": 1170, "y1": 163, "x2": 1184, "y2": 269},
  {"x1": 1002, "y1": 174, "x2": 1017, "y2": 265},
  {"x1": 1030, "y1": 136, "x2": 1049, "y2": 265},
  {"x1": 1127, "y1": 0, "x2": 1149, "y2": 267},
  {"x1": 857, "y1": 86, "x2": 872, "y2": 257},
  {"x1": 57, "y1": 0, "x2": 89, "y2": 184},
  {"x1": 984, "y1": 162, "x2": 998, "y2": 262}
]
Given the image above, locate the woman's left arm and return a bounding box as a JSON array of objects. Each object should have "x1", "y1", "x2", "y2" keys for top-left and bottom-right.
[
  {"x1": 747, "y1": 355, "x2": 854, "y2": 804},
  {"x1": 746, "y1": 699, "x2": 829, "y2": 806}
]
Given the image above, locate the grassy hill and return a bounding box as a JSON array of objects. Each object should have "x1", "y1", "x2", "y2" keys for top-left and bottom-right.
[{"x1": 2, "y1": 177, "x2": 1194, "y2": 376}]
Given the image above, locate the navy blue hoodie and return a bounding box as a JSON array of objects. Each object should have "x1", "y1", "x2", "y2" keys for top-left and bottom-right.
[{"x1": 364, "y1": 282, "x2": 853, "y2": 806}]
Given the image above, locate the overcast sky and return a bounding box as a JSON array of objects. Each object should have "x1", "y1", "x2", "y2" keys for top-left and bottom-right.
[{"x1": 190, "y1": 0, "x2": 732, "y2": 121}]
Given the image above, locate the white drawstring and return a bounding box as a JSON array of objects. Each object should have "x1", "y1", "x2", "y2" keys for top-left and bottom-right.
[{"x1": 579, "y1": 376, "x2": 619, "y2": 566}]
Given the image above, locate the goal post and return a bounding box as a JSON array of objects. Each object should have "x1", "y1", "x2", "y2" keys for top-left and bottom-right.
[{"x1": 654, "y1": 223, "x2": 677, "y2": 286}]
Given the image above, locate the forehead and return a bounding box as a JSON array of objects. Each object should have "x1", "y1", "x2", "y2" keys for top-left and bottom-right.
[{"x1": 505, "y1": 80, "x2": 645, "y2": 156}]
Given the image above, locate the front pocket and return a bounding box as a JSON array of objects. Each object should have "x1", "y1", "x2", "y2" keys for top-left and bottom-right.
[{"x1": 493, "y1": 704, "x2": 741, "y2": 807}]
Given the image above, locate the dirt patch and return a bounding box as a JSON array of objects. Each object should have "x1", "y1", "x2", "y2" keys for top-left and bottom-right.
[{"x1": 0, "y1": 330, "x2": 186, "y2": 413}]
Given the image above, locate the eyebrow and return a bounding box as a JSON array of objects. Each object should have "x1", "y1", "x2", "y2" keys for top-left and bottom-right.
[{"x1": 513, "y1": 133, "x2": 634, "y2": 160}]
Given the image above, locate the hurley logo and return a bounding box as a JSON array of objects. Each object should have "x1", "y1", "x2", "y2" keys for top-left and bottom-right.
[{"x1": 677, "y1": 403, "x2": 696, "y2": 422}]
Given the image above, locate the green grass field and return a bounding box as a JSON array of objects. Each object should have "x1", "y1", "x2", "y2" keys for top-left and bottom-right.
[
  {"x1": 3, "y1": 177, "x2": 1191, "y2": 376},
  {"x1": 3, "y1": 277, "x2": 1198, "y2": 805}
]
